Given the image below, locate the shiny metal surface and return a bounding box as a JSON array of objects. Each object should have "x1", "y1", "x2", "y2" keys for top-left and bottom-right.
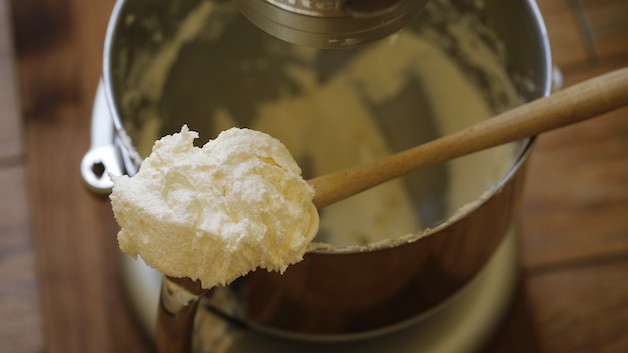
[
  {"x1": 101, "y1": 0, "x2": 551, "y2": 340},
  {"x1": 80, "y1": 81, "x2": 122, "y2": 195},
  {"x1": 157, "y1": 277, "x2": 203, "y2": 353},
  {"x1": 233, "y1": 0, "x2": 428, "y2": 48},
  {"x1": 241, "y1": 164, "x2": 528, "y2": 338}
]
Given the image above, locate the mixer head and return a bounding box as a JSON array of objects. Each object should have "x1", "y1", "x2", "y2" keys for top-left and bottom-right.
[{"x1": 233, "y1": 0, "x2": 429, "y2": 48}]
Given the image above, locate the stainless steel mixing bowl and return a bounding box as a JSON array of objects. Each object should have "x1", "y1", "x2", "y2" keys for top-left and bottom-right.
[{"x1": 95, "y1": 0, "x2": 551, "y2": 340}]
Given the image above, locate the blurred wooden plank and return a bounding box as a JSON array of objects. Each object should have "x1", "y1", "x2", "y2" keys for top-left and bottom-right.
[
  {"x1": 520, "y1": 108, "x2": 628, "y2": 268},
  {"x1": 0, "y1": 1, "x2": 42, "y2": 352},
  {"x1": 522, "y1": 1, "x2": 628, "y2": 271},
  {"x1": 0, "y1": 166, "x2": 43, "y2": 353},
  {"x1": 72, "y1": 0, "x2": 114, "y2": 97},
  {"x1": 12, "y1": 0, "x2": 153, "y2": 351},
  {"x1": 537, "y1": 0, "x2": 628, "y2": 71},
  {"x1": 518, "y1": 4, "x2": 628, "y2": 348},
  {"x1": 520, "y1": 60, "x2": 628, "y2": 269},
  {"x1": 526, "y1": 256, "x2": 628, "y2": 353},
  {"x1": 537, "y1": 0, "x2": 591, "y2": 68},
  {"x1": 0, "y1": 0, "x2": 22, "y2": 161},
  {"x1": 23, "y1": 100, "x2": 152, "y2": 353},
  {"x1": 561, "y1": 57, "x2": 628, "y2": 86},
  {"x1": 10, "y1": 1, "x2": 80, "y2": 124},
  {"x1": 581, "y1": 0, "x2": 628, "y2": 61},
  {"x1": 10, "y1": 0, "x2": 112, "y2": 110}
]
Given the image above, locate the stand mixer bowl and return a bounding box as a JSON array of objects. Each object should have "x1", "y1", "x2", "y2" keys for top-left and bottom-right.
[{"x1": 94, "y1": 0, "x2": 551, "y2": 342}]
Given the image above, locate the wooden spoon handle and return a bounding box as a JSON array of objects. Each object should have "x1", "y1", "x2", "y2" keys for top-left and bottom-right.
[{"x1": 310, "y1": 67, "x2": 628, "y2": 208}]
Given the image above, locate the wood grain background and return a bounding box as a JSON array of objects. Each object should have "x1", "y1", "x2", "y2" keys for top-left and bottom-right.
[{"x1": 1, "y1": 0, "x2": 627, "y2": 352}]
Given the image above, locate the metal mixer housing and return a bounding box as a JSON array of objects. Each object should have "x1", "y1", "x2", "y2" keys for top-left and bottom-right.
[{"x1": 233, "y1": 0, "x2": 429, "y2": 48}]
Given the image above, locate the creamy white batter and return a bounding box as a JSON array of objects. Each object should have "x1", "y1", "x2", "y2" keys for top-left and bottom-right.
[{"x1": 110, "y1": 126, "x2": 317, "y2": 289}]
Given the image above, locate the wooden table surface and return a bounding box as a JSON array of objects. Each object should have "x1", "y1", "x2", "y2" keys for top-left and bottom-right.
[{"x1": 1, "y1": 0, "x2": 627, "y2": 352}]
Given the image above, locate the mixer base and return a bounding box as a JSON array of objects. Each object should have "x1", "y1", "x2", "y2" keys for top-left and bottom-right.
[{"x1": 122, "y1": 226, "x2": 520, "y2": 353}]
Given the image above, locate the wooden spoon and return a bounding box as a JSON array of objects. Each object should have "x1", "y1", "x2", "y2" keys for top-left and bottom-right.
[{"x1": 310, "y1": 67, "x2": 628, "y2": 208}]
